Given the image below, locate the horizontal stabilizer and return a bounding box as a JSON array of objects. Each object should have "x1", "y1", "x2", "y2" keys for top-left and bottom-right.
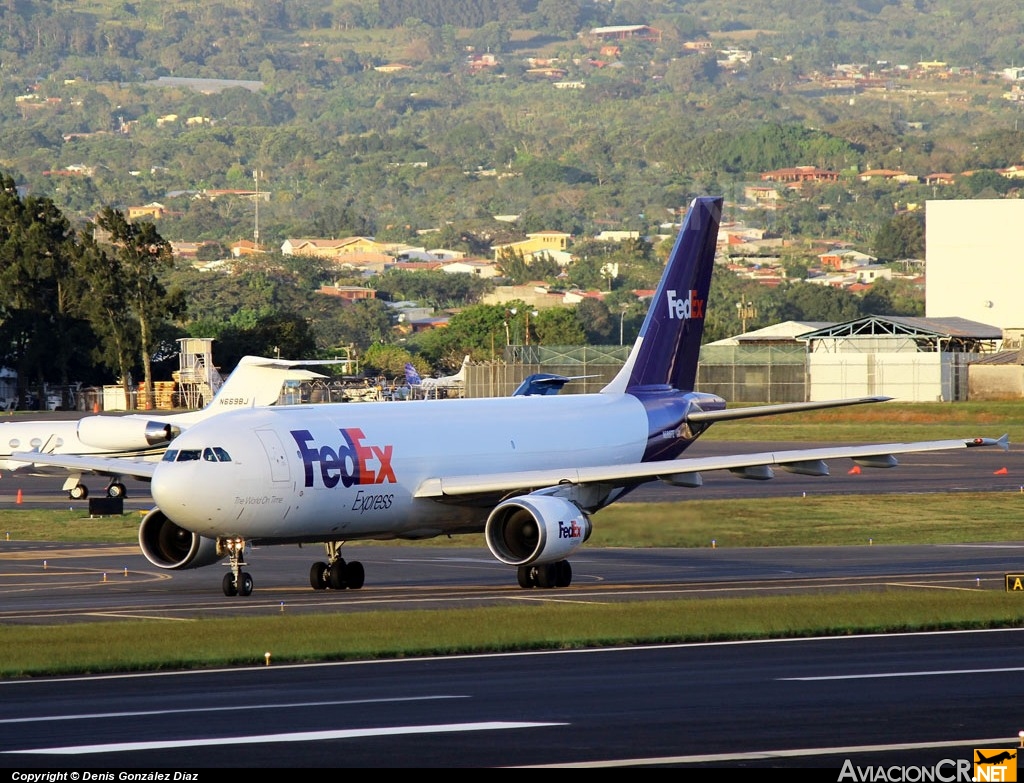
[{"x1": 686, "y1": 396, "x2": 892, "y2": 424}]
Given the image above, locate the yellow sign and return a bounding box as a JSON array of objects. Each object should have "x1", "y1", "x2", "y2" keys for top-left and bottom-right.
[
  {"x1": 1005, "y1": 575, "x2": 1024, "y2": 592},
  {"x1": 975, "y1": 749, "x2": 1018, "y2": 782}
]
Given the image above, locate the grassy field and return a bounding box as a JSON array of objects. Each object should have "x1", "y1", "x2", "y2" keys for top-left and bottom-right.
[{"x1": 1, "y1": 401, "x2": 1021, "y2": 678}]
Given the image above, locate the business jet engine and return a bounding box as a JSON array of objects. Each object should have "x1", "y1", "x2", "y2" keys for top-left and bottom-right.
[
  {"x1": 76, "y1": 416, "x2": 176, "y2": 450},
  {"x1": 139, "y1": 508, "x2": 223, "y2": 570},
  {"x1": 484, "y1": 494, "x2": 592, "y2": 567}
]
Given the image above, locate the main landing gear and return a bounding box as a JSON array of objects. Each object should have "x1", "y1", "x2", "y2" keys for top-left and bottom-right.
[
  {"x1": 222, "y1": 537, "x2": 253, "y2": 597},
  {"x1": 517, "y1": 560, "x2": 572, "y2": 589},
  {"x1": 309, "y1": 541, "x2": 365, "y2": 591},
  {"x1": 67, "y1": 481, "x2": 127, "y2": 500}
]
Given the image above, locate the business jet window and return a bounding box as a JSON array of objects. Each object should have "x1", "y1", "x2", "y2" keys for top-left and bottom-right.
[
  {"x1": 203, "y1": 447, "x2": 232, "y2": 462},
  {"x1": 30, "y1": 438, "x2": 42, "y2": 448},
  {"x1": 176, "y1": 449, "x2": 202, "y2": 462},
  {"x1": 8, "y1": 439, "x2": 18, "y2": 449},
  {"x1": 162, "y1": 450, "x2": 178, "y2": 462}
]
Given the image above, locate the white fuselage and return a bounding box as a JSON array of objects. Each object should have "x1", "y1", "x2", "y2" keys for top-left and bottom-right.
[
  {"x1": 0, "y1": 418, "x2": 164, "y2": 474},
  {"x1": 151, "y1": 394, "x2": 653, "y2": 542}
]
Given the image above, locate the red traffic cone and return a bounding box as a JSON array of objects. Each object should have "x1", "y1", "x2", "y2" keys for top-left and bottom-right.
[
  {"x1": 847, "y1": 465, "x2": 862, "y2": 475},
  {"x1": 16, "y1": 489, "x2": 22, "y2": 504}
]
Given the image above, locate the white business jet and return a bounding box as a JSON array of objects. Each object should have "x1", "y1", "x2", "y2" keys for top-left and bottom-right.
[{"x1": 0, "y1": 355, "x2": 339, "y2": 499}]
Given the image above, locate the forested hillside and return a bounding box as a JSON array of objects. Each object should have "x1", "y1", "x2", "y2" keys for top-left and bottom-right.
[{"x1": 0, "y1": 1, "x2": 1020, "y2": 396}]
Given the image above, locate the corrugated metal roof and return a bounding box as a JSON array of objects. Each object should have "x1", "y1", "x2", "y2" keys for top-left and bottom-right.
[{"x1": 798, "y1": 315, "x2": 1002, "y2": 340}]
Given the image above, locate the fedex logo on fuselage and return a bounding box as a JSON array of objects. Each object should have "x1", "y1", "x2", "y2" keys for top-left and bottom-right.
[
  {"x1": 291, "y1": 428, "x2": 396, "y2": 488},
  {"x1": 666, "y1": 289, "x2": 705, "y2": 320}
]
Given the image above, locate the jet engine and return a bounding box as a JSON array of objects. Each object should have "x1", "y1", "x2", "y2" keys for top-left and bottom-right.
[
  {"x1": 138, "y1": 508, "x2": 223, "y2": 570},
  {"x1": 76, "y1": 416, "x2": 176, "y2": 450},
  {"x1": 484, "y1": 494, "x2": 592, "y2": 567}
]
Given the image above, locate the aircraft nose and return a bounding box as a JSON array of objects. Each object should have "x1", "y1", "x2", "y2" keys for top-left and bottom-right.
[{"x1": 150, "y1": 461, "x2": 209, "y2": 524}]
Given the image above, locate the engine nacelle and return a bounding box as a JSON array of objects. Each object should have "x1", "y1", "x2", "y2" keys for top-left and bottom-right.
[
  {"x1": 77, "y1": 416, "x2": 176, "y2": 450},
  {"x1": 138, "y1": 508, "x2": 223, "y2": 570},
  {"x1": 484, "y1": 495, "x2": 591, "y2": 567}
]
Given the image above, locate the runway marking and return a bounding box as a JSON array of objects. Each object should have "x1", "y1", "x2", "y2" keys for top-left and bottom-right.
[
  {"x1": 83, "y1": 612, "x2": 196, "y2": 621},
  {"x1": 885, "y1": 581, "x2": 980, "y2": 592},
  {"x1": 783, "y1": 666, "x2": 1024, "y2": 681},
  {"x1": 6, "y1": 721, "x2": 564, "y2": 755},
  {"x1": 0, "y1": 695, "x2": 468, "y2": 724},
  {"x1": 518, "y1": 736, "x2": 1017, "y2": 768},
  {"x1": 0, "y1": 546, "x2": 138, "y2": 560}
]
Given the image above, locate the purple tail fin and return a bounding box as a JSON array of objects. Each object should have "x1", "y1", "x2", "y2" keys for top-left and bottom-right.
[
  {"x1": 404, "y1": 364, "x2": 422, "y2": 386},
  {"x1": 602, "y1": 196, "x2": 722, "y2": 394}
]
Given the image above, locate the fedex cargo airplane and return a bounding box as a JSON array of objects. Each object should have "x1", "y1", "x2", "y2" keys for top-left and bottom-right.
[
  {"x1": 19, "y1": 198, "x2": 1008, "y2": 597},
  {"x1": 0, "y1": 356, "x2": 337, "y2": 500}
]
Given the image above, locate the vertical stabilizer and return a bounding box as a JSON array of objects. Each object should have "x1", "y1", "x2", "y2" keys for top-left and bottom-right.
[
  {"x1": 601, "y1": 196, "x2": 722, "y2": 394},
  {"x1": 404, "y1": 364, "x2": 423, "y2": 386}
]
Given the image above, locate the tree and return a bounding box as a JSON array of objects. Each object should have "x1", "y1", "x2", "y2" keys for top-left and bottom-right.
[
  {"x1": 93, "y1": 208, "x2": 184, "y2": 409},
  {"x1": 873, "y1": 212, "x2": 924, "y2": 261},
  {"x1": 74, "y1": 229, "x2": 139, "y2": 401},
  {"x1": 0, "y1": 173, "x2": 94, "y2": 406}
]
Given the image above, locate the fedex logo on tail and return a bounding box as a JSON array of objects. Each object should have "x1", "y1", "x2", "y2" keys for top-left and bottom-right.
[
  {"x1": 292, "y1": 428, "x2": 396, "y2": 488},
  {"x1": 666, "y1": 289, "x2": 705, "y2": 320}
]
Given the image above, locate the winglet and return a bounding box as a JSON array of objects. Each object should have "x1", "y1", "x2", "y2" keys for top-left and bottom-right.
[{"x1": 967, "y1": 434, "x2": 1010, "y2": 451}]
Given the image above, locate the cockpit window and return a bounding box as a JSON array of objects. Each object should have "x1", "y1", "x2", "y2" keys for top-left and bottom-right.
[{"x1": 163, "y1": 447, "x2": 231, "y2": 463}]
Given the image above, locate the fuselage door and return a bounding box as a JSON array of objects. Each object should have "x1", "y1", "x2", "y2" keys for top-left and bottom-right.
[{"x1": 255, "y1": 428, "x2": 291, "y2": 483}]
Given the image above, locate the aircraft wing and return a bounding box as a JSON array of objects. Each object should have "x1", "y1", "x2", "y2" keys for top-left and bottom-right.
[
  {"x1": 9, "y1": 451, "x2": 158, "y2": 480},
  {"x1": 414, "y1": 435, "x2": 1009, "y2": 499}
]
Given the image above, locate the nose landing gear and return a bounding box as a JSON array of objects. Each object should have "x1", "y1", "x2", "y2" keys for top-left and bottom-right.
[{"x1": 221, "y1": 537, "x2": 253, "y2": 596}]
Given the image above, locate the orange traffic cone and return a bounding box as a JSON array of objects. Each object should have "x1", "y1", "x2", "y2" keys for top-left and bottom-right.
[
  {"x1": 995, "y1": 467, "x2": 1008, "y2": 475},
  {"x1": 16, "y1": 489, "x2": 22, "y2": 504},
  {"x1": 847, "y1": 465, "x2": 862, "y2": 475}
]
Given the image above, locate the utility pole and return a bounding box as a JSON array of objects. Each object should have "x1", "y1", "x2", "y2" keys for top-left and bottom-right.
[{"x1": 253, "y1": 169, "x2": 260, "y2": 250}]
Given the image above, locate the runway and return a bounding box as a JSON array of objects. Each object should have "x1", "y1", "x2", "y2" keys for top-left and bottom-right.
[
  {"x1": 3, "y1": 630, "x2": 1024, "y2": 767},
  {"x1": 3, "y1": 539, "x2": 1024, "y2": 624}
]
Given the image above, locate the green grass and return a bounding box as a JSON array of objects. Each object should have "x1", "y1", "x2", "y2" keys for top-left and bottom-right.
[{"x1": 3, "y1": 591, "x2": 1021, "y2": 678}]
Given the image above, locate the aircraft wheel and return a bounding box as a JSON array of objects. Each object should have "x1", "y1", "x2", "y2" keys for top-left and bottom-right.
[
  {"x1": 345, "y1": 560, "x2": 365, "y2": 590},
  {"x1": 222, "y1": 572, "x2": 238, "y2": 596},
  {"x1": 556, "y1": 560, "x2": 572, "y2": 588},
  {"x1": 237, "y1": 572, "x2": 254, "y2": 597},
  {"x1": 517, "y1": 566, "x2": 535, "y2": 589},
  {"x1": 536, "y1": 563, "x2": 557, "y2": 589},
  {"x1": 69, "y1": 484, "x2": 88, "y2": 500},
  {"x1": 310, "y1": 561, "x2": 328, "y2": 590},
  {"x1": 328, "y1": 560, "x2": 348, "y2": 590},
  {"x1": 107, "y1": 483, "x2": 126, "y2": 499}
]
